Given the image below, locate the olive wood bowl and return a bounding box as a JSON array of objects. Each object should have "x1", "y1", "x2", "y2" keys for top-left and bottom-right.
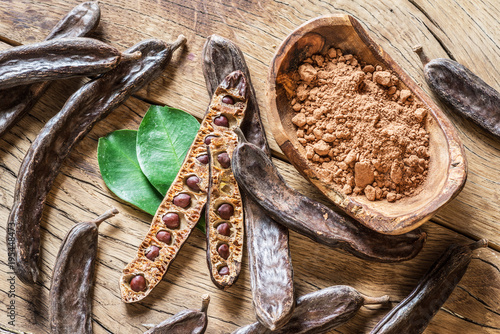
[{"x1": 267, "y1": 14, "x2": 467, "y2": 235}]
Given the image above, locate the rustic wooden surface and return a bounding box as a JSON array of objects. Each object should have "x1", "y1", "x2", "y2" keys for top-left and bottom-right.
[{"x1": 0, "y1": 1, "x2": 499, "y2": 333}]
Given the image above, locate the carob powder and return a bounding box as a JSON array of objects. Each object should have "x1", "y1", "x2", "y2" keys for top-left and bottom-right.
[{"x1": 287, "y1": 48, "x2": 430, "y2": 202}]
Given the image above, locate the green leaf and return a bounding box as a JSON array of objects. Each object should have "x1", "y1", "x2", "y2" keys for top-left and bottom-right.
[
  {"x1": 137, "y1": 105, "x2": 200, "y2": 195},
  {"x1": 98, "y1": 130, "x2": 163, "y2": 215}
]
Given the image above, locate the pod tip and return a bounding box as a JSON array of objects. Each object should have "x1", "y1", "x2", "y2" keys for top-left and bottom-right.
[
  {"x1": 201, "y1": 294, "x2": 210, "y2": 313},
  {"x1": 412, "y1": 44, "x2": 430, "y2": 66}
]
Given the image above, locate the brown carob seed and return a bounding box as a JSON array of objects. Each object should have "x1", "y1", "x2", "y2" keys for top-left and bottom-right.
[
  {"x1": 232, "y1": 285, "x2": 389, "y2": 334},
  {"x1": 232, "y1": 138, "x2": 427, "y2": 263},
  {"x1": 370, "y1": 239, "x2": 488, "y2": 334},
  {"x1": 8, "y1": 35, "x2": 186, "y2": 284},
  {"x1": 202, "y1": 34, "x2": 294, "y2": 330},
  {"x1": 120, "y1": 71, "x2": 246, "y2": 302},
  {"x1": 49, "y1": 208, "x2": 118, "y2": 334},
  {"x1": 144, "y1": 294, "x2": 210, "y2": 334},
  {"x1": 0, "y1": 1, "x2": 101, "y2": 138},
  {"x1": 414, "y1": 45, "x2": 500, "y2": 139}
]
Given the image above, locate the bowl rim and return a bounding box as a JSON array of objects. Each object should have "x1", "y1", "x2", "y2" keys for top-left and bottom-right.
[{"x1": 266, "y1": 14, "x2": 468, "y2": 235}]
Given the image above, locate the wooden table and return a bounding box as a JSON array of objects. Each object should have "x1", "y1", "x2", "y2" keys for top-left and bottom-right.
[{"x1": 0, "y1": 1, "x2": 499, "y2": 333}]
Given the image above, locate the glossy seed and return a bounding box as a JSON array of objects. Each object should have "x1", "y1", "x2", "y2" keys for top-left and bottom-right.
[
  {"x1": 145, "y1": 245, "x2": 160, "y2": 261},
  {"x1": 217, "y1": 204, "x2": 234, "y2": 220},
  {"x1": 218, "y1": 244, "x2": 230, "y2": 259},
  {"x1": 197, "y1": 154, "x2": 209, "y2": 164},
  {"x1": 217, "y1": 223, "x2": 231, "y2": 236},
  {"x1": 214, "y1": 115, "x2": 229, "y2": 127},
  {"x1": 204, "y1": 135, "x2": 217, "y2": 145},
  {"x1": 162, "y1": 213, "x2": 180, "y2": 228},
  {"x1": 219, "y1": 266, "x2": 230, "y2": 276},
  {"x1": 156, "y1": 230, "x2": 172, "y2": 244},
  {"x1": 173, "y1": 194, "x2": 191, "y2": 208},
  {"x1": 217, "y1": 152, "x2": 230, "y2": 168},
  {"x1": 186, "y1": 175, "x2": 201, "y2": 192},
  {"x1": 130, "y1": 275, "x2": 147, "y2": 292},
  {"x1": 222, "y1": 95, "x2": 234, "y2": 104}
]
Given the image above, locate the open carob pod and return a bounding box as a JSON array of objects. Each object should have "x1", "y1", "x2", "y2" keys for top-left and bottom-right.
[
  {"x1": 49, "y1": 208, "x2": 118, "y2": 334},
  {"x1": 203, "y1": 34, "x2": 294, "y2": 330},
  {"x1": 144, "y1": 294, "x2": 210, "y2": 334},
  {"x1": 370, "y1": 239, "x2": 488, "y2": 334},
  {"x1": 0, "y1": 1, "x2": 101, "y2": 137},
  {"x1": 414, "y1": 45, "x2": 500, "y2": 139},
  {"x1": 233, "y1": 285, "x2": 389, "y2": 334},
  {"x1": 8, "y1": 35, "x2": 186, "y2": 285},
  {"x1": 232, "y1": 137, "x2": 427, "y2": 263},
  {"x1": 120, "y1": 71, "x2": 248, "y2": 302}
]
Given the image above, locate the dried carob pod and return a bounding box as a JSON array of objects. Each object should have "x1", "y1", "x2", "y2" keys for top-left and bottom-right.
[
  {"x1": 414, "y1": 45, "x2": 500, "y2": 139},
  {"x1": 120, "y1": 71, "x2": 247, "y2": 302},
  {"x1": 370, "y1": 239, "x2": 488, "y2": 334},
  {"x1": 0, "y1": 1, "x2": 101, "y2": 137},
  {"x1": 0, "y1": 37, "x2": 130, "y2": 90},
  {"x1": 144, "y1": 294, "x2": 210, "y2": 334},
  {"x1": 232, "y1": 137, "x2": 427, "y2": 263},
  {"x1": 233, "y1": 285, "x2": 389, "y2": 334},
  {"x1": 202, "y1": 34, "x2": 294, "y2": 330},
  {"x1": 8, "y1": 35, "x2": 186, "y2": 284},
  {"x1": 49, "y1": 208, "x2": 118, "y2": 334}
]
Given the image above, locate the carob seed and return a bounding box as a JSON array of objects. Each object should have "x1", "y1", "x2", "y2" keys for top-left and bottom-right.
[
  {"x1": 197, "y1": 154, "x2": 209, "y2": 164},
  {"x1": 217, "y1": 203, "x2": 234, "y2": 219},
  {"x1": 186, "y1": 175, "x2": 201, "y2": 192},
  {"x1": 222, "y1": 95, "x2": 235, "y2": 104},
  {"x1": 217, "y1": 152, "x2": 231, "y2": 168},
  {"x1": 130, "y1": 275, "x2": 147, "y2": 292},
  {"x1": 214, "y1": 115, "x2": 229, "y2": 127},
  {"x1": 162, "y1": 213, "x2": 180, "y2": 229},
  {"x1": 219, "y1": 266, "x2": 230, "y2": 276},
  {"x1": 204, "y1": 135, "x2": 217, "y2": 145},
  {"x1": 217, "y1": 223, "x2": 231, "y2": 236},
  {"x1": 156, "y1": 231, "x2": 172, "y2": 244},
  {"x1": 145, "y1": 246, "x2": 160, "y2": 261},
  {"x1": 173, "y1": 194, "x2": 191, "y2": 208},
  {"x1": 218, "y1": 244, "x2": 230, "y2": 259}
]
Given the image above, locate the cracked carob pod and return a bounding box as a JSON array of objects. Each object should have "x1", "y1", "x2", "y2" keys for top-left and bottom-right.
[
  {"x1": 414, "y1": 45, "x2": 500, "y2": 139},
  {"x1": 0, "y1": 1, "x2": 101, "y2": 137},
  {"x1": 202, "y1": 35, "x2": 294, "y2": 330},
  {"x1": 49, "y1": 208, "x2": 118, "y2": 334},
  {"x1": 232, "y1": 137, "x2": 426, "y2": 262},
  {"x1": 0, "y1": 37, "x2": 126, "y2": 90},
  {"x1": 144, "y1": 294, "x2": 210, "y2": 334},
  {"x1": 233, "y1": 285, "x2": 389, "y2": 334},
  {"x1": 370, "y1": 239, "x2": 488, "y2": 334},
  {"x1": 119, "y1": 70, "x2": 247, "y2": 302},
  {"x1": 7, "y1": 35, "x2": 186, "y2": 284}
]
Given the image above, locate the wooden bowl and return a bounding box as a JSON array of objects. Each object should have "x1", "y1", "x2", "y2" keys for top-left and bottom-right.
[{"x1": 267, "y1": 14, "x2": 467, "y2": 235}]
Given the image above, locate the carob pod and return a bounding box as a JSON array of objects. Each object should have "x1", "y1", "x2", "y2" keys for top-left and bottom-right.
[
  {"x1": 233, "y1": 285, "x2": 389, "y2": 334},
  {"x1": 232, "y1": 136, "x2": 427, "y2": 263},
  {"x1": 0, "y1": 1, "x2": 101, "y2": 137},
  {"x1": 206, "y1": 133, "x2": 245, "y2": 289},
  {"x1": 7, "y1": 35, "x2": 186, "y2": 284},
  {"x1": 49, "y1": 208, "x2": 118, "y2": 334},
  {"x1": 414, "y1": 45, "x2": 500, "y2": 139},
  {"x1": 370, "y1": 239, "x2": 488, "y2": 334},
  {"x1": 202, "y1": 35, "x2": 294, "y2": 330},
  {"x1": 119, "y1": 70, "x2": 247, "y2": 302},
  {"x1": 0, "y1": 37, "x2": 128, "y2": 90},
  {"x1": 144, "y1": 294, "x2": 210, "y2": 334}
]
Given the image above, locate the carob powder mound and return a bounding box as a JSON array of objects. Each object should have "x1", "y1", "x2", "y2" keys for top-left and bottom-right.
[{"x1": 287, "y1": 48, "x2": 430, "y2": 202}]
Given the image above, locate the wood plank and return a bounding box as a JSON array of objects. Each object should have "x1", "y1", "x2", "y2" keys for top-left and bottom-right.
[{"x1": 0, "y1": 1, "x2": 499, "y2": 333}]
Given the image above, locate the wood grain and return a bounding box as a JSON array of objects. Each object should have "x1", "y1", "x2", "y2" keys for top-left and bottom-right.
[{"x1": 0, "y1": 1, "x2": 499, "y2": 333}]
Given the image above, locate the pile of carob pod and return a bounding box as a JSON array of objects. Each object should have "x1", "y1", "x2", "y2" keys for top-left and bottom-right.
[{"x1": 2, "y1": 2, "x2": 495, "y2": 334}]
